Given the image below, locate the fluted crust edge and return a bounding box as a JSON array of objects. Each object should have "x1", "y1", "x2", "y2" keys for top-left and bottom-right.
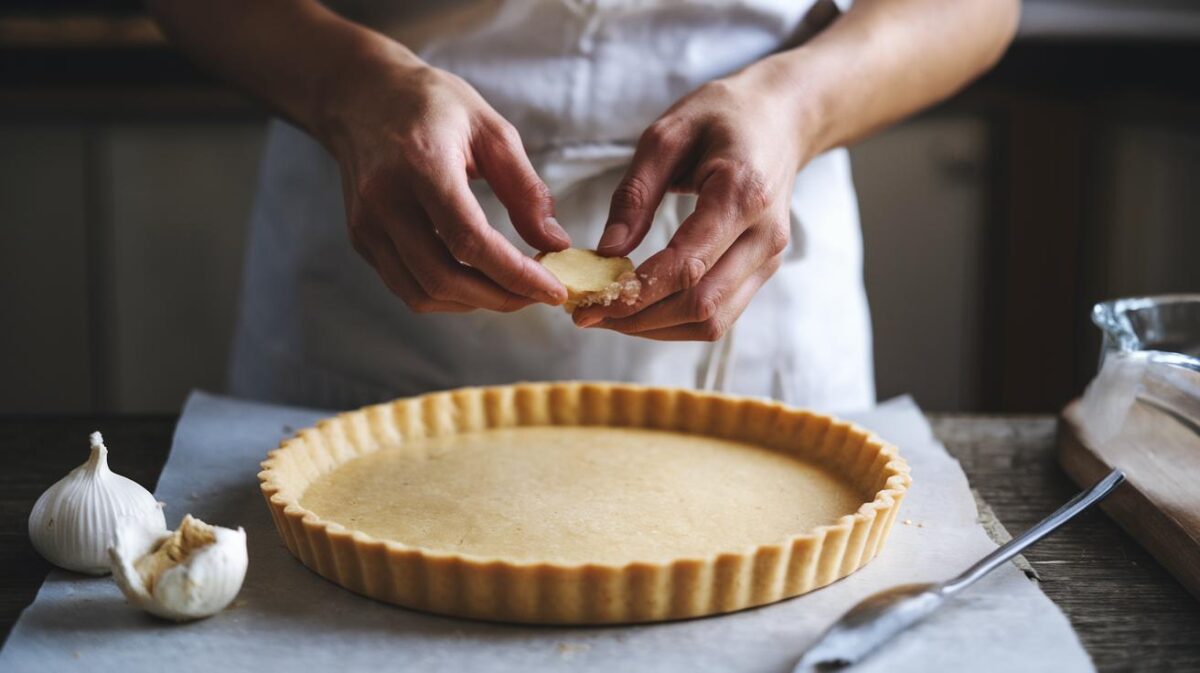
[{"x1": 258, "y1": 382, "x2": 911, "y2": 624}]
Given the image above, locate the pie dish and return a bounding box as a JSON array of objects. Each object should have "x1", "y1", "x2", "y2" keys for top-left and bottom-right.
[
  {"x1": 258, "y1": 382, "x2": 910, "y2": 624},
  {"x1": 536, "y1": 248, "x2": 641, "y2": 311}
]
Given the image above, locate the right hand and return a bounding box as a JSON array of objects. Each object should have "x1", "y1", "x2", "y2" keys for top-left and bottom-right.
[{"x1": 317, "y1": 51, "x2": 570, "y2": 312}]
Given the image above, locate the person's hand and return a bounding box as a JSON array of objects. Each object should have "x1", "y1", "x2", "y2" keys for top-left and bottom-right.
[
  {"x1": 574, "y1": 66, "x2": 807, "y2": 339},
  {"x1": 319, "y1": 53, "x2": 570, "y2": 313}
]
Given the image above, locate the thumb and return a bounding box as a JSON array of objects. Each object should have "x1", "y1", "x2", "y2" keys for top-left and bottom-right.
[{"x1": 473, "y1": 118, "x2": 570, "y2": 252}]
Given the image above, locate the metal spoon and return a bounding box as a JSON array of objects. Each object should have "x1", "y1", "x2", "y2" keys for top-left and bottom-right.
[{"x1": 793, "y1": 468, "x2": 1126, "y2": 672}]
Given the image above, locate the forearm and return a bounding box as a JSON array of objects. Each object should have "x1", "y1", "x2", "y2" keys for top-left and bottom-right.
[
  {"x1": 747, "y1": 0, "x2": 1019, "y2": 163},
  {"x1": 145, "y1": 0, "x2": 419, "y2": 141}
]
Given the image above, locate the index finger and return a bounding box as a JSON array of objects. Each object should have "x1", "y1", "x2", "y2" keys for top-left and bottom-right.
[
  {"x1": 473, "y1": 119, "x2": 570, "y2": 252},
  {"x1": 415, "y1": 164, "x2": 567, "y2": 305}
]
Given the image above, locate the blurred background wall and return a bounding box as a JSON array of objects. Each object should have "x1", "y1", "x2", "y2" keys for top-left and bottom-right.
[{"x1": 1, "y1": 1, "x2": 1199, "y2": 414}]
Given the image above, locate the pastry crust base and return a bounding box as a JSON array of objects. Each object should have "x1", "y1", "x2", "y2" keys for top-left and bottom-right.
[{"x1": 259, "y1": 382, "x2": 911, "y2": 625}]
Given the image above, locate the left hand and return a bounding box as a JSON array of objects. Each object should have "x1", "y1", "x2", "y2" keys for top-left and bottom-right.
[{"x1": 573, "y1": 65, "x2": 807, "y2": 340}]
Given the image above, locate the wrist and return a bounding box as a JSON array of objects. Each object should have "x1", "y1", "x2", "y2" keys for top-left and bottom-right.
[
  {"x1": 309, "y1": 28, "x2": 427, "y2": 157},
  {"x1": 734, "y1": 50, "x2": 834, "y2": 169}
]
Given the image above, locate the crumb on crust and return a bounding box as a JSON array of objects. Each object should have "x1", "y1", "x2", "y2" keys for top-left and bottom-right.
[{"x1": 575, "y1": 271, "x2": 641, "y2": 310}]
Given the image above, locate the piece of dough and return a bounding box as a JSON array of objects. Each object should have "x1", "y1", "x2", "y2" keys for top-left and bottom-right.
[{"x1": 537, "y1": 248, "x2": 641, "y2": 311}]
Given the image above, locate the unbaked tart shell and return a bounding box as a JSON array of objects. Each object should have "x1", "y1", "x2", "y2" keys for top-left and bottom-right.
[{"x1": 258, "y1": 382, "x2": 911, "y2": 625}]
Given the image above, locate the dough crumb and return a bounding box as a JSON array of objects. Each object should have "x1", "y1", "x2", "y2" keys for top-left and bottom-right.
[
  {"x1": 557, "y1": 642, "x2": 591, "y2": 660},
  {"x1": 537, "y1": 248, "x2": 640, "y2": 312},
  {"x1": 576, "y1": 271, "x2": 641, "y2": 309}
]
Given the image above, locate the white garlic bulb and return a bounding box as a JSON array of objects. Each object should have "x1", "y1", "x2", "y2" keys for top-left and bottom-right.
[
  {"x1": 28, "y1": 431, "x2": 167, "y2": 575},
  {"x1": 109, "y1": 514, "x2": 248, "y2": 621}
]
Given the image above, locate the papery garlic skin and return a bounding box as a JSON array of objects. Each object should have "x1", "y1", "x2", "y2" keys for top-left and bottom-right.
[
  {"x1": 28, "y1": 431, "x2": 166, "y2": 575},
  {"x1": 110, "y1": 514, "x2": 248, "y2": 622}
]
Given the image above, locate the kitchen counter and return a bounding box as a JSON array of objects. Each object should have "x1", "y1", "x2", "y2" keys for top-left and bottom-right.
[{"x1": 1, "y1": 414, "x2": 1197, "y2": 670}]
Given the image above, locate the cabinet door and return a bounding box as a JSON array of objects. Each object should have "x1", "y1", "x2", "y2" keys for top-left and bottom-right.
[
  {"x1": 0, "y1": 124, "x2": 92, "y2": 413},
  {"x1": 1098, "y1": 119, "x2": 1200, "y2": 297},
  {"x1": 852, "y1": 116, "x2": 989, "y2": 411},
  {"x1": 103, "y1": 122, "x2": 264, "y2": 413}
]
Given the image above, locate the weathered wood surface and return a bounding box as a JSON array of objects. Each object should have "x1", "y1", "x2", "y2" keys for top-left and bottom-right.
[
  {"x1": 2, "y1": 414, "x2": 1198, "y2": 671},
  {"x1": 1061, "y1": 399, "x2": 1200, "y2": 600},
  {"x1": 931, "y1": 414, "x2": 1200, "y2": 672}
]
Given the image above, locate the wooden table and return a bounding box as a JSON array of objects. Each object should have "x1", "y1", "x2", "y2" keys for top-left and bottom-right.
[{"x1": 2, "y1": 415, "x2": 1198, "y2": 670}]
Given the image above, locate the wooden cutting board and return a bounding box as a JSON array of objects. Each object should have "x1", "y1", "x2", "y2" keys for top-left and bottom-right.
[{"x1": 1059, "y1": 398, "x2": 1200, "y2": 600}]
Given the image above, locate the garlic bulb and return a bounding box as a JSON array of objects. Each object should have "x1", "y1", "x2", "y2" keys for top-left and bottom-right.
[
  {"x1": 28, "y1": 431, "x2": 166, "y2": 575},
  {"x1": 109, "y1": 514, "x2": 248, "y2": 621}
]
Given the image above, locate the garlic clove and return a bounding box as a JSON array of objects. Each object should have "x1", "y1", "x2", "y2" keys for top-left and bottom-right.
[
  {"x1": 28, "y1": 431, "x2": 166, "y2": 575},
  {"x1": 110, "y1": 514, "x2": 248, "y2": 622}
]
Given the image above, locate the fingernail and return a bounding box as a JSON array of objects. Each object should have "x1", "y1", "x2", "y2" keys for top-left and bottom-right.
[
  {"x1": 538, "y1": 289, "x2": 565, "y2": 305},
  {"x1": 576, "y1": 314, "x2": 601, "y2": 328},
  {"x1": 598, "y1": 223, "x2": 628, "y2": 253},
  {"x1": 543, "y1": 217, "x2": 570, "y2": 247}
]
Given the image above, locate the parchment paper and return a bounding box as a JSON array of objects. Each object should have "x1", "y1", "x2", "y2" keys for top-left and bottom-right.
[{"x1": 0, "y1": 392, "x2": 1093, "y2": 672}]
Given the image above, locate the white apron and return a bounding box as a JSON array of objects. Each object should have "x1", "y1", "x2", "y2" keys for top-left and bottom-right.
[{"x1": 229, "y1": 0, "x2": 874, "y2": 412}]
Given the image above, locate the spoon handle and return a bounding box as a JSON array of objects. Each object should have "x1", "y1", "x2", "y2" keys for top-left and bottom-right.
[{"x1": 940, "y1": 468, "x2": 1125, "y2": 595}]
